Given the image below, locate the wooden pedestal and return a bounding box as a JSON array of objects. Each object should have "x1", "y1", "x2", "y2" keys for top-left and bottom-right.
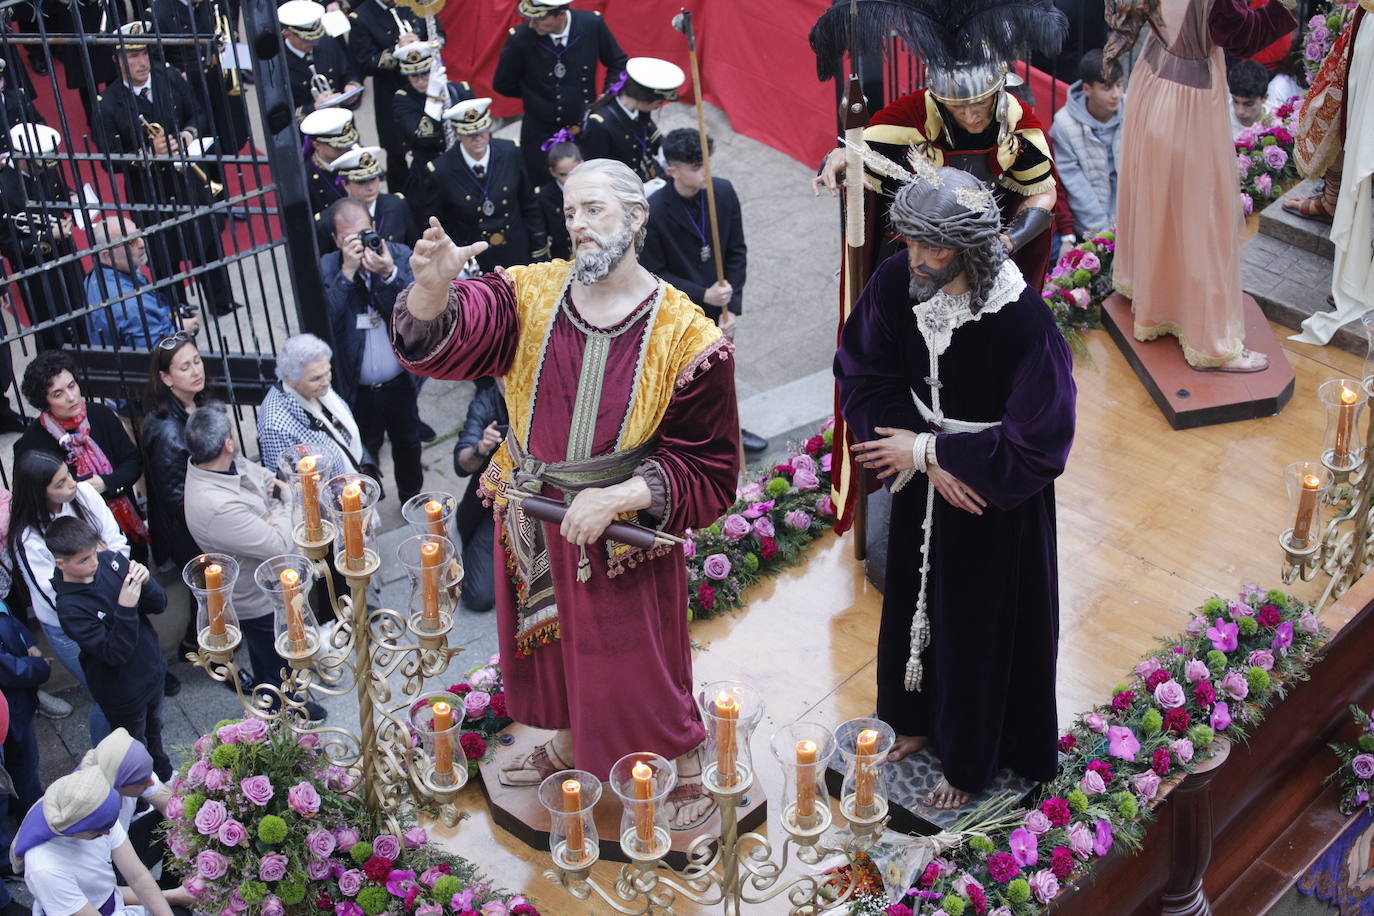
[
  {"x1": 1101, "y1": 293, "x2": 1295, "y2": 429},
  {"x1": 475, "y1": 723, "x2": 767, "y2": 870}
]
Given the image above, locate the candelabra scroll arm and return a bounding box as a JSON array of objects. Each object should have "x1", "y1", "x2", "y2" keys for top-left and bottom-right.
[{"x1": 540, "y1": 867, "x2": 664, "y2": 915}]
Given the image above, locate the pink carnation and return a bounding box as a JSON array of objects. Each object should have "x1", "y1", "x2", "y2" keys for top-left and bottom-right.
[{"x1": 465, "y1": 691, "x2": 491, "y2": 719}]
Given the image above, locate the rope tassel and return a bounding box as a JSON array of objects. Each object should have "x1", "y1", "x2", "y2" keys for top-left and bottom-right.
[{"x1": 576, "y1": 546, "x2": 591, "y2": 583}]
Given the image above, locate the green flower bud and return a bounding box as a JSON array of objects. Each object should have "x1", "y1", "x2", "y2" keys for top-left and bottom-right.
[
  {"x1": 1200, "y1": 598, "x2": 1227, "y2": 615},
  {"x1": 1067, "y1": 789, "x2": 1089, "y2": 813},
  {"x1": 765, "y1": 477, "x2": 790, "y2": 498},
  {"x1": 1188, "y1": 725, "x2": 1215, "y2": 747},
  {"x1": 1206, "y1": 650, "x2": 1228, "y2": 673},
  {"x1": 349, "y1": 841, "x2": 374, "y2": 863},
  {"x1": 357, "y1": 887, "x2": 389, "y2": 916},
  {"x1": 182, "y1": 793, "x2": 206, "y2": 821},
  {"x1": 210, "y1": 743, "x2": 240, "y2": 769},
  {"x1": 942, "y1": 896, "x2": 966, "y2": 915},
  {"x1": 1006, "y1": 879, "x2": 1031, "y2": 904},
  {"x1": 277, "y1": 881, "x2": 306, "y2": 905},
  {"x1": 1140, "y1": 708, "x2": 1163, "y2": 736},
  {"x1": 238, "y1": 882, "x2": 267, "y2": 905},
  {"x1": 257, "y1": 815, "x2": 287, "y2": 845},
  {"x1": 1246, "y1": 666, "x2": 1271, "y2": 693},
  {"x1": 431, "y1": 877, "x2": 462, "y2": 900},
  {"x1": 1237, "y1": 616, "x2": 1259, "y2": 637}
]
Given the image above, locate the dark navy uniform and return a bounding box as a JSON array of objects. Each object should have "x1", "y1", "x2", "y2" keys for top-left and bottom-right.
[
  {"x1": 492, "y1": 8, "x2": 626, "y2": 185},
  {"x1": 148, "y1": 0, "x2": 250, "y2": 153},
  {"x1": 0, "y1": 163, "x2": 85, "y2": 347},
  {"x1": 284, "y1": 38, "x2": 362, "y2": 120},
  {"x1": 420, "y1": 138, "x2": 547, "y2": 271},
  {"x1": 347, "y1": 0, "x2": 443, "y2": 190},
  {"x1": 579, "y1": 100, "x2": 663, "y2": 182},
  {"x1": 640, "y1": 178, "x2": 747, "y2": 323},
  {"x1": 393, "y1": 79, "x2": 472, "y2": 180},
  {"x1": 534, "y1": 180, "x2": 571, "y2": 260},
  {"x1": 316, "y1": 191, "x2": 418, "y2": 252}
]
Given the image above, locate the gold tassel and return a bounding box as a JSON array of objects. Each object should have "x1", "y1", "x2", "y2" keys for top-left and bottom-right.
[{"x1": 576, "y1": 546, "x2": 591, "y2": 583}]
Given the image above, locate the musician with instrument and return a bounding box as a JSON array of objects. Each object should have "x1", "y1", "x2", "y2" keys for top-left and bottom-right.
[
  {"x1": 391, "y1": 41, "x2": 471, "y2": 187},
  {"x1": 280, "y1": 0, "x2": 363, "y2": 122},
  {"x1": 300, "y1": 107, "x2": 360, "y2": 215},
  {"x1": 0, "y1": 123, "x2": 85, "y2": 348},
  {"x1": 147, "y1": 0, "x2": 250, "y2": 154},
  {"x1": 91, "y1": 22, "x2": 242, "y2": 317},
  {"x1": 347, "y1": 0, "x2": 443, "y2": 191}
]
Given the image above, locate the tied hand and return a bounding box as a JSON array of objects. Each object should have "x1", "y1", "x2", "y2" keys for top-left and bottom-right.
[
  {"x1": 851, "y1": 426, "x2": 918, "y2": 480},
  {"x1": 811, "y1": 148, "x2": 847, "y2": 197},
  {"x1": 407, "y1": 217, "x2": 487, "y2": 319},
  {"x1": 560, "y1": 487, "x2": 623, "y2": 546}
]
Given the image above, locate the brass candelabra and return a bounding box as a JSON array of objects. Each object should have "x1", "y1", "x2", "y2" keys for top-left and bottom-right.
[{"x1": 183, "y1": 446, "x2": 468, "y2": 836}]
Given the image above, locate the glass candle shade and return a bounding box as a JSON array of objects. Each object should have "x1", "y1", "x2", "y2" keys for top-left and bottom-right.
[
  {"x1": 834, "y1": 718, "x2": 895, "y2": 825},
  {"x1": 407, "y1": 691, "x2": 468, "y2": 793},
  {"x1": 696, "y1": 680, "x2": 765, "y2": 794},
  {"x1": 182, "y1": 554, "x2": 241, "y2": 657},
  {"x1": 769, "y1": 722, "x2": 837, "y2": 838},
  {"x1": 538, "y1": 769, "x2": 602, "y2": 871},
  {"x1": 1361, "y1": 309, "x2": 1374, "y2": 397},
  {"x1": 609, "y1": 752, "x2": 675, "y2": 861},
  {"x1": 323, "y1": 473, "x2": 382, "y2": 577},
  {"x1": 254, "y1": 555, "x2": 320, "y2": 664},
  {"x1": 277, "y1": 444, "x2": 333, "y2": 547},
  {"x1": 1282, "y1": 461, "x2": 1334, "y2": 552},
  {"x1": 401, "y1": 491, "x2": 459, "y2": 537},
  {"x1": 1319, "y1": 378, "x2": 1368, "y2": 471},
  {"x1": 398, "y1": 534, "x2": 463, "y2": 635}
]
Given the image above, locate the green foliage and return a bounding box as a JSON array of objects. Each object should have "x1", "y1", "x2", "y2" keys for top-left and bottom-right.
[
  {"x1": 1264, "y1": 588, "x2": 1288, "y2": 607},
  {"x1": 276, "y1": 880, "x2": 306, "y2": 906},
  {"x1": 1188, "y1": 725, "x2": 1215, "y2": 747},
  {"x1": 822, "y1": 428, "x2": 833, "y2": 446},
  {"x1": 1114, "y1": 792, "x2": 1138, "y2": 819},
  {"x1": 967, "y1": 835, "x2": 995, "y2": 855},
  {"x1": 1359, "y1": 734, "x2": 1374, "y2": 753},
  {"x1": 1067, "y1": 789, "x2": 1089, "y2": 814},
  {"x1": 1246, "y1": 666, "x2": 1271, "y2": 693},
  {"x1": 182, "y1": 793, "x2": 206, "y2": 821},
  {"x1": 741, "y1": 553, "x2": 759, "y2": 574},
  {"x1": 1206, "y1": 650, "x2": 1228, "y2": 673}
]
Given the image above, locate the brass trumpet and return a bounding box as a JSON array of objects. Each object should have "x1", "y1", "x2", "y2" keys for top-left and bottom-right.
[
  {"x1": 309, "y1": 65, "x2": 333, "y2": 99},
  {"x1": 213, "y1": 1, "x2": 241, "y2": 97},
  {"x1": 139, "y1": 115, "x2": 225, "y2": 197}
]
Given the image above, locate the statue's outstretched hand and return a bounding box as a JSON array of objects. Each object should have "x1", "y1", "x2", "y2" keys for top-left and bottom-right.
[{"x1": 406, "y1": 218, "x2": 488, "y2": 319}]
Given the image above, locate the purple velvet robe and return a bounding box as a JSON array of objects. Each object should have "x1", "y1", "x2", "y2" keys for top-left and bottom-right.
[
  {"x1": 834, "y1": 252, "x2": 1077, "y2": 792},
  {"x1": 392, "y1": 274, "x2": 740, "y2": 778}
]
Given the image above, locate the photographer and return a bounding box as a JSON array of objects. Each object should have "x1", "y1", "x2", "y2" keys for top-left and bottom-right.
[
  {"x1": 321, "y1": 198, "x2": 424, "y2": 502},
  {"x1": 84, "y1": 217, "x2": 201, "y2": 350}
]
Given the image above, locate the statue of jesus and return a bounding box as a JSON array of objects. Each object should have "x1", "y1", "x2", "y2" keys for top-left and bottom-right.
[{"x1": 390, "y1": 158, "x2": 740, "y2": 830}]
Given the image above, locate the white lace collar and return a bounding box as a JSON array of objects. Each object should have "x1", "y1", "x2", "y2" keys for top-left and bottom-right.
[{"x1": 910, "y1": 260, "x2": 1025, "y2": 358}]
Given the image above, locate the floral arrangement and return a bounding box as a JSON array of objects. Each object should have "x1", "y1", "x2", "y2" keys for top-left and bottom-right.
[
  {"x1": 1325, "y1": 704, "x2": 1374, "y2": 815},
  {"x1": 1235, "y1": 116, "x2": 1299, "y2": 215},
  {"x1": 1302, "y1": 2, "x2": 1359, "y2": 84},
  {"x1": 445, "y1": 656, "x2": 514, "y2": 778},
  {"x1": 163, "y1": 717, "x2": 539, "y2": 916},
  {"x1": 848, "y1": 586, "x2": 1326, "y2": 915},
  {"x1": 684, "y1": 419, "x2": 836, "y2": 620},
  {"x1": 1041, "y1": 231, "x2": 1115, "y2": 351}
]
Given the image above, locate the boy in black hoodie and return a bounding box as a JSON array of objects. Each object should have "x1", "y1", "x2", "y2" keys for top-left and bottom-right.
[{"x1": 47, "y1": 516, "x2": 171, "y2": 779}]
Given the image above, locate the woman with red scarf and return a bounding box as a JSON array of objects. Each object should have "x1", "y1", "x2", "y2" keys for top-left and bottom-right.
[{"x1": 14, "y1": 351, "x2": 148, "y2": 551}]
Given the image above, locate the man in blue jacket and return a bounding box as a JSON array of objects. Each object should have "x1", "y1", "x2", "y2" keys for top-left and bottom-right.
[{"x1": 84, "y1": 216, "x2": 201, "y2": 348}]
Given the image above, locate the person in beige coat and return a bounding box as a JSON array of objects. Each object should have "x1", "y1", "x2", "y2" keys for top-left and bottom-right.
[{"x1": 182, "y1": 403, "x2": 326, "y2": 721}]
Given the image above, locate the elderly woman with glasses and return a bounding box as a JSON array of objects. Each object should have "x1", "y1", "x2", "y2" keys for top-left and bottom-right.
[{"x1": 257, "y1": 333, "x2": 373, "y2": 486}]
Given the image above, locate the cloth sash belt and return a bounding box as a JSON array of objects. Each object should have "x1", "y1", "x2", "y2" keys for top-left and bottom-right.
[{"x1": 502, "y1": 434, "x2": 656, "y2": 655}]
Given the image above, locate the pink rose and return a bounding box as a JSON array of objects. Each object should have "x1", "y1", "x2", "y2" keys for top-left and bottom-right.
[
  {"x1": 415, "y1": 906, "x2": 443, "y2": 916},
  {"x1": 820, "y1": 452, "x2": 832, "y2": 473},
  {"x1": 1079, "y1": 770, "x2": 1106, "y2": 796},
  {"x1": 793, "y1": 468, "x2": 820, "y2": 491},
  {"x1": 1248, "y1": 649, "x2": 1275, "y2": 671},
  {"x1": 737, "y1": 482, "x2": 764, "y2": 503},
  {"x1": 168, "y1": 831, "x2": 191, "y2": 858},
  {"x1": 1299, "y1": 611, "x2": 1320, "y2": 635},
  {"x1": 217, "y1": 819, "x2": 247, "y2": 847},
  {"x1": 464, "y1": 691, "x2": 491, "y2": 719},
  {"x1": 1236, "y1": 154, "x2": 1253, "y2": 176},
  {"x1": 1352, "y1": 754, "x2": 1374, "y2": 779},
  {"x1": 784, "y1": 509, "x2": 812, "y2": 530},
  {"x1": 1187, "y1": 616, "x2": 1209, "y2": 636},
  {"x1": 1219, "y1": 671, "x2": 1249, "y2": 701},
  {"x1": 165, "y1": 795, "x2": 184, "y2": 818},
  {"x1": 752, "y1": 516, "x2": 775, "y2": 538},
  {"x1": 419, "y1": 866, "x2": 448, "y2": 888},
  {"x1": 1029, "y1": 869, "x2": 1059, "y2": 904},
  {"x1": 817, "y1": 495, "x2": 835, "y2": 516},
  {"x1": 326, "y1": 766, "x2": 352, "y2": 791},
  {"x1": 205, "y1": 768, "x2": 229, "y2": 792},
  {"x1": 287, "y1": 781, "x2": 321, "y2": 816},
  {"x1": 337, "y1": 869, "x2": 364, "y2": 897},
  {"x1": 702, "y1": 553, "x2": 732, "y2": 580},
  {"x1": 259, "y1": 853, "x2": 289, "y2": 882},
  {"x1": 306, "y1": 827, "x2": 336, "y2": 857},
  {"x1": 1084, "y1": 712, "x2": 1107, "y2": 733},
  {"x1": 682, "y1": 539, "x2": 696, "y2": 559},
  {"x1": 1153, "y1": 679, "x2": 1186, "y2": 710},
  {"x1": 298, "y1": 732, "x2": 320, "y2": 749},
  {"x1": 469, "y1": 666, "x2": 500, "y2": 691},
  {"x1": 480, "y1": 903, "x2": 509, "y2": 916},
  {"x1": 194, "y1": 734, "x2": 214, "y2": 755},
  {"x1": 790, "y1": 454, "x2": 817, "y2": 475},
  {"x1": 335, "y1": 826, "x2": 361, "y2": 850},
  {"x1": 194, "y1": 799, "x2": 228, "y2": 836},
  {"x1": 261, "y1": 897, "x2": 285, "y2": 916},
  {"x1": 1254, "y1": 172, "x2": 1273, "y2": 197},
  {"x1": 186, "y1": 759, "x2": 210, "y2": 788},
  {"x1": 1066, "y1": 287, "x2": 1091, "y2": 309},
  {"x1": 1132, "y1": 771, "x2": 1161, "y2": 798},
  {"x1": 1067, "y1": 822, "x2": 1093, "y2": 859},
  {"x1": 1133, "y1": 658, "x2": 1161, "y2": 679},
  {"x1": 1171, "y1": 738, "x2": 1194, "y2": 764},
  {"x1": 721, "y1": 514, "x2": 751, "y2": 541},
  {"x1": 1241, "y1": 193, "x2": 1254, "y2": 216},
  {"x1": 236, "y1": 718, "x2": 268, "y2": 744},
  {"x1": 1079, "y1": 252, "x2": 1101, "y2": 272},
  {"x1": 196, "y1": 849, "x2": 228, "y2": 880},
  {"x1": 372, "y1": 834, "x2": 401, "y2": 859},
  {"x1": 403, "y1": 826, "x2": 427, "y2": 849},
  {"x1": 184, "y1": 875, "x2": 207, "y2": 899},
  {"x1": 1184, "y1": 659, "x2": 1209, "y2": 683},
  {"x1": 1229, "y1": 600, "x2": 1255, "y2": 618},
  {"x1": 1023, "y1": 810, "x2": 1052, "y2": 835},
  {"x1": 240, "y1": 775, "x2": 274, "y2": 806},
  {"x1": 306, "y1": 857, "x2": 332, "y2": 880},
  {"x1": 216, "y1": 723, "x2": 240, "y2": 744}
]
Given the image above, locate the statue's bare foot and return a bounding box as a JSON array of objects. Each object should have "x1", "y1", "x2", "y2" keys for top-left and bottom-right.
[
  {"x1": 887, "y1": 735, "x2": 928, "y2": 762},
  {"x1": 666, "y1": 745, "x2": 717, "y2": 831},
  {"x1": 923, "y1": 777, "x2": 973, "y2": 810},
  {"x1": 496, "y1": 731, "x2": 573, "y2": 788}
]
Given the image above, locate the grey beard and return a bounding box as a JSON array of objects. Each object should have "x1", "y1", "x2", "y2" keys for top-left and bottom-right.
[
  {"x1": 571, "y1": 221, "x2": 635, "y2": 285},
  {"x1": 909, "y1": 258, "x2": 963, "y2": 302}
]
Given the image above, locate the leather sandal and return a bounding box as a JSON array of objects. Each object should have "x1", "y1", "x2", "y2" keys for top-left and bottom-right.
[
  {"x1": 665, "y1": 779, "x2": 718, "y2": 831},
  {"x1": 1282, "y1": 190, "x2": 1335, "y2": 223},
  {"x1": 497, "y1": 739, "x2": 572, "y2": 788}
]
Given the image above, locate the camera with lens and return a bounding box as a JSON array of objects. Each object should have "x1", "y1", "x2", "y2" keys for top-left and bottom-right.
[{"x1": 357, "y1": 228, "x2": 384, "y2": 254}]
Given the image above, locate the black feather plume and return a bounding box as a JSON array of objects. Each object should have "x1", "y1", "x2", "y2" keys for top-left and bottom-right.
[{"x1": 809, "y1": 0, "x2": 1069, "y2": 82}]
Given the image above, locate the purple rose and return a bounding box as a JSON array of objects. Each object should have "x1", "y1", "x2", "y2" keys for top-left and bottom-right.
[
  {"x1": 1187, "y1": 616, "x2": 1209, "y2": 636},
  {"x1": 1207, "y1": 619, "x2": 1239, "y2": 653},
  {"x1": 338, "y1": 869, "x2": 364, "y2": 897},
  {"x1": 1236, "y1": 154, "x2": 1253, "y2": 176},
  {"x1": 721, "y1": 514, "x2": 751, "y2": 541},
  {"x1": 403, "y1": 826, "x2": 427, "y2": 849},
  {"x1": 1029, "y1": 869, "x2": 1060, "y2": 904},
  {"x1": 372, "y1": 834, "x2": 401, "y2": 860},
  {"x1": 1272, "y1": 620, "x2": 1295, "y2": 654},
  {"x1": 259, "y1": 853, "x2": 289, "y2": 882},
  {"x1": 1153, "y1": 679, "x2": 1186, "y2": 710},
  {"x1": 419, "y1": 866, "x2": 447, "y2": 888},
  {"x1": 261, "y1": 897, "x2": 285, "y2": 916},
  {"x1": 1229, "y1": 599, "x2": 1255, "y2": 618},
  {"x1": 239, "y1": 775, "x2": 274, "y2": 806},
  {"x1": 1212, "y1": 701, "x2": 1232, "y2": 731},
  {"x1": 682, "y1": 539, "x2": 696, "y2": 559},
  {"x1": 793, "y1": 468, "x2": 820, "y2": 491},
  {"x1": 306, "y1": 857, "x2": 332, "y2": 880},
  {"x1": 415, "y1": 906, "x2": 442, "y2": 916},
  {"x1": 469, "y1": 666, "x2": 500, "y2": 691},
  {"x1": 1299, "y1": 611, "x2": 1320, "y2": 635},
  {"x1": 184, "y1": 875, "x2": 208, "y2": 900},
  {"x1": 1023, "y1": 810, "x2": 1052, "y2": 835},
  {"x1": 306, "y1": 827, "x2": 336, "y2": 857},
  {"x1": 194, "y1": 799, "x2": 228, "y2": 836},
  {"x1": 287, "y1": 782, "x2": 321, "y2": 816},
  {"x1": 1263, "y1": 145, "x2": 1288, "y2": 170},
  {"x1": 1079, "y1": 770, "x2": 1106, "y2": 796},
  {"x1": 784, "y1": 509, "x2": 812, "y2": 530},
  {"x1": 217, "y1": 818, "x2": 247, "y2": 847},
  {"x1": 165, "y1": 795, "x2": 184, "y2": 819},
  {"x1": 326, "y1": 766, "x2": 352, "y2": 791},
  {"x1": 1241, "y1": 192, "x2": 1254, "y2": 216},
  {"x1": 1352, "y1": 754, "x2": 1374, "y2": 779},
  {"x1": 205, "y1": 768, "x2": 230, "y2": 792},
  {"x1": 1134, "y1": 658, "x2": 1161, "y2": 679},
  {"x1": 790, "y1": 454, "x2": 817, "y2": 475},
  {"x1": 335, "y1": 826, "x2": 361, "y2": 851},
  {"x1": 1107, "y1": 726, "x2": 1141, "y2": 762},
  {"x1": 194, "y1": 734, "x2": 214, "y2": 756},
  {"x1": 464, "y1": 691, "x2": 491, "y2": 719},
  {"x1": 1219, "y1": 671, "x2": 1249, "y2": 701},
  {"x1": 1183, "y1": 659, "x2": 1209, "y2": 683},
  {"x1": 702, "y1": 553, "x2": 732, "y2": 580},
  {"x1": 216, "y1": 723, "x2": 240, "y2": 744},
  {"x1": 1084, "y1": 712, "x2": 1107, "y2": 734},
  {"x1": 187, "y1": 759, "x2": 210, "y2": 788},
  {"x1": 1132, "y1": 771, "x2": 1161, "y2": 798},
  {"x1": 236, "y1": 718, "x2": 269, "y2": 744},
  {"x1": 752, "y1": 516, "x2": 775, "y2": 538},
  {"x1": 1093, "y1": 819, "x2": 1114, "y2": 857},
  {"x1": 480, "y1": 903, "x2": 508, "y2": 916},
  {"x1": 336, "y1": 904, "x2": 364, "y2": 916},
  {"x1": 196, "y1": 849, "x2": 229, "y2": 880},
  {"x1": 1248, "y1": 649, "x2": 1274, "y2": 671},
  {"x1": 1079, "y1": 251, "x2": 1102, "y2": 273},
  {"x1": 229, "y1": 889, "x2": 249, "y2": 913},
  {"x1": 1067, "y1": 822, "x2": 1093, "y2": 859},
  {"x1": 168, "y1": 831, "x2": 191, "y2": 858},
  {"x1": 1171, "y1": 738, "x2": 1195, "y2": 764},
  {"x1": 298, "y1": 733, "x2": 320, "y2": 749}
]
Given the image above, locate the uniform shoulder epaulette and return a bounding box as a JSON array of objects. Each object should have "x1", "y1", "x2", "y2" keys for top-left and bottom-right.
[
  {"x1": 594, "y1": 9, "x2": 602, "y2": 14},
  {"x1": 314, "y1": 213, "x2": 321, "y2": 221},
  {"x1": 533, "y1": 184, "x2": 542, "y2": 196},
  {"x1": 459, "y1": 81, "x2": 470, "y2": 90},
  {"x1": 394, "y1": 87, "x2": 407, "y2": 97},
  {"x1": 589, "y1": 113, "x2": 603, "y2": 123},
  {"x1": 394, "y1": 192, "x2": 406, "y2": 200},
  {"x1": 348, "y1": 11, "x2": 356, "y2": 17}
]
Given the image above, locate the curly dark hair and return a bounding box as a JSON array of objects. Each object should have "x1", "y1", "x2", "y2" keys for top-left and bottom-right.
[{"x1": 19, "y1": 350, "x2": 80, "y2": 412}]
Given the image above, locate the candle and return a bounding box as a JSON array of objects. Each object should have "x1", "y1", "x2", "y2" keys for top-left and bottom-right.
[
  {"x1": 795, "y1": 739, "x2": 818, "y2": 820},
  {"x1": 854, "y1": 728, "x2": 879, "y2": 811},
  {"x1": 298, "y1": 455, "x2": 323, "y2": 540},
  {"x1": 341, "y1": 483, "x2": 364, "y2": 571},
  {"x1": 1293, "y1": 473, "x2": 1321, "y2": 547},
  {"x1": 632, "y1": 761, "x2": 654, "y2": 849},
  {"x1": 714, "y1": 693, "x2": 740, "y2": 787},
  {"x1": 562, "y1": 779, "x2": 584, "y2": 860},
  {"x1": 205, "y1": 563, "x2": 225, "y2": 637},
  {"x1": 1336, "y1": 385, "x2": 1358, "y2": 462},
  {"x1": 425, "y1": 499, "x2": 445, "y2": 536},
  {"x1": 421, "y1": 541, "x2": 441, "y2": 623},
  {"x1": 281, "y1": 568, "x2": 304, "y2": 652},
  {"x1": 432, "y1": 701, "x2": 453, "y2": 779}
]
